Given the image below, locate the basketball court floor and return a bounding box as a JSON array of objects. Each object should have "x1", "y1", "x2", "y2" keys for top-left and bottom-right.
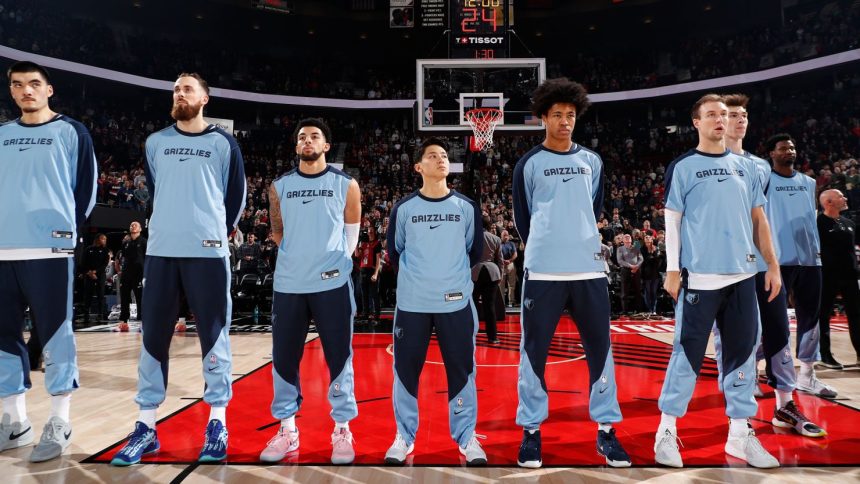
[{"x1": 3, "y1": 314, "x2": 859, "y2": 483}]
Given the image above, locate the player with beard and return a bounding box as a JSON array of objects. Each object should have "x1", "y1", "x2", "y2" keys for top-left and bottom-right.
[
  {"x1": 0, "y1": 61, "x2": 97, "y2": 462},
  {"x1": 112, "y1": 73, "x2": 246, "y2": 466},
  {"x1": 258, "y1": 118, "x2": 362, "y2": 465}
]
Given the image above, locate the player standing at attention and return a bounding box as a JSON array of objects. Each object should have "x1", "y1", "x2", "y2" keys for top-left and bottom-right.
[
  {"x1": 384, "y1": 138, "x2": 486, "y2": 466},
  {"x1": 759, "y1": 131, "x2": 835, "y2": 401},
  {"x1": 258, "y1": 118, "x2": 362, "y2": 465},
  {"x1": 0, "y1": 61, "x2": 97, "y2": 462},
  {"x1": 512, "y1": 78, "x2": 631, "y2": 469},
  {"x1": 654, "y1": 94, "x2": 779, "y2": 468},
  {"x1": 112, "y1": 73, "x2": 246, "y2": 465}
]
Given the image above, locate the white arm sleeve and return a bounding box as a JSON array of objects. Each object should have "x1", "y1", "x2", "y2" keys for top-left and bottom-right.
[
  {"x1": 345, "y1": 223, "x2": 360, "y2": 255},
  {"x1": 665, "y1": 209, "x2": 682, "y2": 271}
]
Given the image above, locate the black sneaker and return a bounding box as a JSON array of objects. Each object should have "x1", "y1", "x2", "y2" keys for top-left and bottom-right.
[
  {"x1": 773, "y1": 401, "x2": 827, "y2": 438},
  {"x1": 517, "y1": 429, "x2": 542, "y2": 468},
  {"x1": 818, "y1": 355, "x2": 843, "y2": 370},
  {"x1": 597, "y1": 428, "x2": 632, "y2": 467}
]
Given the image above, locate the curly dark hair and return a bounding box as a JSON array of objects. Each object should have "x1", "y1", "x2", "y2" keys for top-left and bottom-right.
[{"x1": 529, "y1": 77, "x2": 591, "y2": 118}]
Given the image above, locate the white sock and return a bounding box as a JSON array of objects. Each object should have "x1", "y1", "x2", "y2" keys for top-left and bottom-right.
[
  {"x1": 526, "y1": 428, "x2": 539, "y2": 435},
  {"x1": 658, "y1": 413, "x2": 677, "y2": 434},
  {"x1": 50, "y1": 394, "x2": 71, "y2": 422},
  {"x1": 729, "y1": 418, "x2": 749, "y2": 436},
  {"x1": 2, "y1": 393, "x2": 27, "y2": 423},
  {"x1": 800, "y1": 361, "x2": 814, "y2": 375},
  {"x1": 775, "y1": 389, "x2": 793, "y2": 409},
  {"x1": 178, "y1": 317, "x2": 186, "y2": 324},
  {"x1": 334, "y1": 421, "x2": 349, "y2": 431},
  {"x1": 281, "y1": 416, "x2": 297, "y2": 432},
  {"x1": 597, "y1": 423, "x2": 613, "y2": 432},
  {"x1": 139, "y1": 409, "x2": 157, "y2": 429},
  {"x1": 209, "y1": 406, "x2": 226, "y2": 425}
]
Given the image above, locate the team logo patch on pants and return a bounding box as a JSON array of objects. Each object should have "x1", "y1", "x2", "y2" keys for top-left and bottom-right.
[{"x1": 685, "y1": 292, "x2": 699, "y2": 305}]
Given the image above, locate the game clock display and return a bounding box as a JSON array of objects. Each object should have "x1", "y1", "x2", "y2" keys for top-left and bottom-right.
[{"x1": 450, "y1": 0, "x2": 509, "y2": 59}]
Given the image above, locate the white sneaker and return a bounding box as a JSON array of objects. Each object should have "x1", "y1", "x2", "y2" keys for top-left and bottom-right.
[
  {"x1": 458, "y1": 433, "x2": 487, "y2": 466},
  {"x1": 330, "y1": 427, "x2": 354, "y2": 465},
  {"x1": 384, "y1": 433, "x2": 414, "y2": 465},
  {"x1": 259, "y1": 426, "x2": 299, "y2": 462},
  {"x1": 654, "y1": 428, "x2": 683, "y2": 468},
  {"x1": 30, "y1": 416, "x2": 72, "y2": 462},
  {"x1": 796, "y1": 370, "x2": 838, "y2": 398},
  {"x1": 0, "y1": 415, "x2": 34, "y2": 451},
  {"x1": 725, "y1": 428, "x2": 779, "y2": 468}
]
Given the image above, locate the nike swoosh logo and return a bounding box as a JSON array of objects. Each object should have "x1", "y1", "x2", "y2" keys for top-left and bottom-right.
[
  {"x1": 599, "y1": 387, "x2": 608, "y2": 394},
  {"x1": 454, "y1": 408, "x2": 466, "y2": 415},
  {"x1": 9, "y1": 427, "x2": 31, "y2": 440},
  {"x1": 18, "y1": 147, "x2": 32, "y2": 151},
  {"x1": 732, "y1": 382, "x2": 745, "y2": 387},
  {"x1": 789, "y1": 193, "x2": 797, "y2": 196},
  {"x1": 208, "y1": 366, "x2": 220, "y2": 372},
  {"x1": 331, "y1": 393, "x2": 343, "y2": 398},
  {"x1": 562, "y1": 177, "x2": 574, "y2": 183},
  {"x1": 63, "y1": 429, "x2": 72, "y2": 440},
  {"x1": 717, "y1": 178, "x2": 728, "y2": 182},
  {"x1": 429, "y1": 224, "x2": 441, "y2": 229},
  {"x1": 782, "y1": 358, "x2": 792, "y2": 365},
  {"x1": 302, "y1": 199, "x2": 313, "y2": 204},
  {"x1": 179, "y1": 157, "x2": 191, "y2": 161}
]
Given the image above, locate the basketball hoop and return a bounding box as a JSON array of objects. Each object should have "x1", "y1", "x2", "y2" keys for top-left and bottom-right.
[{"x1": 465, "y1": 108, "x2": 503, "y2": 152}]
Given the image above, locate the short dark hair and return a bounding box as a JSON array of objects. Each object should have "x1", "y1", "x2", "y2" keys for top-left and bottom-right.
[
  {"x1": 691, "y1": 93, "x2": 723, "y2": 120},
  {"x1": 722, "y1": 93, "x2": 749, "y2": 108},
  {"x1": 416, "y1": 137, "x2": 449, "y2": 160},
  {"x1": 293, "y1": 118, "x2": 332, "y2": 144},
  {"x1": 765, "y1": 133, "x2": 794, "y2": 153},
  {"x1": 176, "y1": 72, "x2": 209, "y2": 95},
  {"x1": 7, "y1": 61, "x2": 51, "y2": 84},
  {"x1": 482, "y1": 215, "x2": 494, "y2": 231},
  {"x1": 530, "y1": 77, "x2": 591, "y2": 118}
]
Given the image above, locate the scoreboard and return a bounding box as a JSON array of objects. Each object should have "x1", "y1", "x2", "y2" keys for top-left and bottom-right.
[{"x1": 450, "y1": 0, "x2": 510, "y2": 59}]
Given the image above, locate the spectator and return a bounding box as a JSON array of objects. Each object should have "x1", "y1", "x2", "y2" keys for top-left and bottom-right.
[
  {"x1": 500, "y1": 229, "x2": 518, "y2": 307},
  {"x1": 640, "y1": 234, "x2": 664, "y2": 315},
  {"x1": 617, "y1": 234, "x2": 643, "y2": 314},
  {"x1": 80, "y1": 233, "x2": 110, "y2": 323},
  {"x1": 238, "y1": 233, "x2": 262, "y2": 276}
]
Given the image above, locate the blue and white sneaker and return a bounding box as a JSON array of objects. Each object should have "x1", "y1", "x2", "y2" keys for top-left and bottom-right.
[
  {"x1": 111, "y1": 421, "x2": 159, "y2": 466},
  {"x1": 597, "y1": 428, "x2": 631, "y2": 467},
  {"x1": 198, "y1": 419, "x2": 228, "y2": 462},
  {"x1": 517, "y1": 429, "x2": 542, "y2": 468}
]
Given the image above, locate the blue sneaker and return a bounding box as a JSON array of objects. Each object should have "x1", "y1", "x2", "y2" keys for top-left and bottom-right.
[
  {"x1": 198, "y1": 419, "x2": 228, "y2": 462},
  {"x1": 110, "y1": 421, "x2": 159, "y2": 466},
  {"x1": 597, "y1": 428, "x2": 631, "y2": 467},
  {"x1": 517, "y1": 429, "x2": 542, "y2": 468}
]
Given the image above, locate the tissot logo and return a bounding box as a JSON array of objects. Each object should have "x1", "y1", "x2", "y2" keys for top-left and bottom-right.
[{"x1": 457, "y1": 36, "x2": 504, "y2": 44}]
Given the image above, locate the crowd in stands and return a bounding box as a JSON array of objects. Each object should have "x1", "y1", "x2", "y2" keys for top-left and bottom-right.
[
  {"x1": 3, "y1": 2, "x2": 859, "y2": 317},
  {"x1": 1, "y1": 0, "x2": 858, "y2": 98}
]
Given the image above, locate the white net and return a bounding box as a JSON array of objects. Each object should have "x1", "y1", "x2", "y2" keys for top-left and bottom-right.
[{"x1": 465, "y1": 108, "x2": 504, "y2": 151}]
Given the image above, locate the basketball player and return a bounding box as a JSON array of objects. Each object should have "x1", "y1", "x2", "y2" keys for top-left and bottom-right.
[
  {"x1": 654, "y1": 94, "x2": 779, "y2": 468},
  {"x1": 761, "y1": 132, "x2": 834, "y2": 401},
  {"x1": 0, "y1": 61, "x2": 97, "y2": 462},
  {"x1": 258, "y1": 118, "x2": 361, "y2": 465},
  {"x1": 112, "y1": 73, "x2": 246, "y2": 465},
  {"x1": 512, "y1": 78, "x2": 631, "y2": 468},
  {"x1": 383, "y1": 138, "x2": 486, "y2": 466},
  {"x1": 713, "y1": 97, "x2": 828, "y2": 437}
]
